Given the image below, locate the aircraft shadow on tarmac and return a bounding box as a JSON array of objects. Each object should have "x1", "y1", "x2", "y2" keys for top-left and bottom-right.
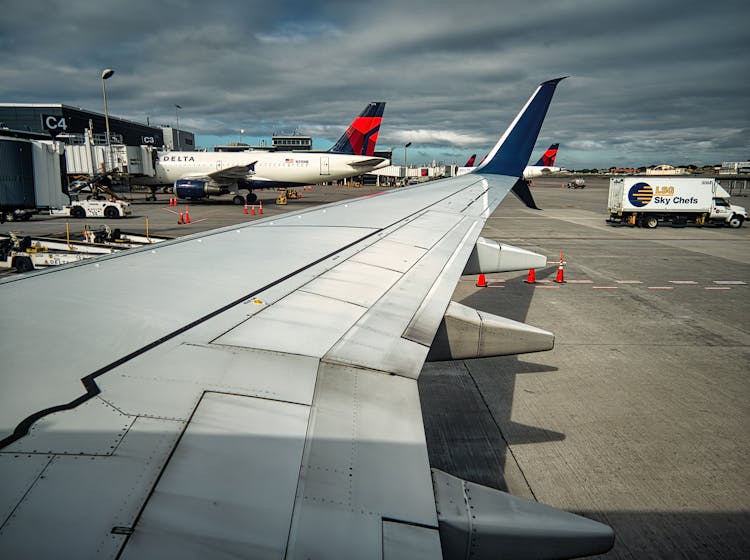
[{"x1": 419, "y1": 267, "x2": 564, "y2": 494}]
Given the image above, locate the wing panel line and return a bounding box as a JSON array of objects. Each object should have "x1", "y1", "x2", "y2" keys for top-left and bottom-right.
[{"x1": 0, "y1": 231, "x2": 381, "y2": 451}]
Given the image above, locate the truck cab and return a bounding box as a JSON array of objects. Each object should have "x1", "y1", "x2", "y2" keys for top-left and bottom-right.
[{"x1": 711, "y1": 197, "x2": 747, "y2": 228}]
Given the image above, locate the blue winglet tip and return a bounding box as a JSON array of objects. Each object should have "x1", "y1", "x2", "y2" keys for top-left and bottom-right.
[
  {"x1": 542, "y1": 76, "x2": 568, "y2": 86},
  {"x1": 477, "y1": 77, "x2": 566, "y2": 177}
]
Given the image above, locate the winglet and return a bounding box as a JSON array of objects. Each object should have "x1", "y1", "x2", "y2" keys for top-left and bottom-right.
[
  {"x1": 476, "y1": 78, "x2": 566, "y2": 177},
  {"x1": 328, "y1": 101, "x2": 386, "y2": 156}
]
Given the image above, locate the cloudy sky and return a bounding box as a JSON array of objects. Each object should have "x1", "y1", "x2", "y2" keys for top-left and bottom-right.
[{"x1": 1, "y1": 0, "x2": 748, "y2": 168}]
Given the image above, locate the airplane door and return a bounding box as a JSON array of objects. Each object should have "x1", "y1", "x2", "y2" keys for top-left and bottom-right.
[{"x1": 320, "y1": 156, "x2": 330, "y2": 175}]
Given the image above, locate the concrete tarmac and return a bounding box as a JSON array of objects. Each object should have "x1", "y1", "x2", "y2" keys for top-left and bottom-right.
[
  {"x1": 2, "y1": 178, "x2": 748, "y2": 558},
  {"x1": 421, "y1": 176, "x2": 750, "y2": 559}
]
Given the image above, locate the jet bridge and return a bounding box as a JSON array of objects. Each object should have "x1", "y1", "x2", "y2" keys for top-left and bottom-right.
[{"x1": 64, "y1": 144, "x2": 157, "y2": 177}]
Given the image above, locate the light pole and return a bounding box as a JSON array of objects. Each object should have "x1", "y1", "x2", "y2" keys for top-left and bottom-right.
[
  {"x1": 175, "y1": 104, "x2": 182, "y2": 150},
  {"x1": 101, "y1": 68, "x2": 114, "y2": 170},
  {"x1": 240, "y1": 129, "x2": 244, "y2": 144},
  {"x1": 403, "y1": 142, "x2": 412, "y2": 184}
]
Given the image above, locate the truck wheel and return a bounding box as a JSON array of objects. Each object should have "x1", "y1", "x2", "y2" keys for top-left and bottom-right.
[
  {"x1": 644, "y1": 216, "x2": 659, "y2": 229},
  {"x1": 71, "y1": 206, "x2": 86, "y2": 218},
  {"x1": 104, "y1": 206, "x2": 120, "y2": 218},
  {"x1": 728, "y1": 215, "x2": 744, "y2": 228},
  {"x1": 232, "y1": 195, "x2": 244, "y2": 205},
  {"x1": 13, "y1": 256, "x2": 33, "y2": 273}
]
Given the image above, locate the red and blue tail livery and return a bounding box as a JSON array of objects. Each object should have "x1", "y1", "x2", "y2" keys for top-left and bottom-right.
[
  {"x1": 328, "y1": 101, "x2": 386, "y2": 156},
  {"x1": 464, "y1": 154, "x2": 477, "y2": 167},
  {"x1": 534, "y1": 143, "x2": 559, "y2": 167}
]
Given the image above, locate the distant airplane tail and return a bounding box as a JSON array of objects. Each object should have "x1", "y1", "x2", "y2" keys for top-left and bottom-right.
[
  {"x1": 533, "y1": 143, "x2": 559, "y2": 167},
  {"x1": 464, "y1": 154, "x2": 477, "y2": 167},
  {"x1": 328, "y1": 102, "x2": 386, "y2": 156}
]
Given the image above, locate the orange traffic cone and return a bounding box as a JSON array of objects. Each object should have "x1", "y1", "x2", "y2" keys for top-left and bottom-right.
[
  {"x1": 476, "y1": 273, "x2": 488, "y2": 287},
  {"x1": 184, "y1": 207, "x2": 191, "y2": 224},
  {"x1": 524, "y1": 268, "x2": 537, "y2": 284},
  {"x1": 554, "y1": 264, "x2": 565, "y2": 283},
  {"x1": 251, "y1": 204, "x2": 256, "y2": 216},
  {"x1": 554, "y1": 252, "x2": 565, "y2": 284},
  {"x1": 259, "y1": 200, "x2": 264, "y2": 215},
  {"x1": 178, "y1": 211, "x2": 184, "y2": 224},
  {"x1": 243, "y1": 202, "x2": 248, "y2": 215}
]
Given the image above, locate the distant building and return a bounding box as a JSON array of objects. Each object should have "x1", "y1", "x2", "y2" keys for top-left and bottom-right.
[
  {"x1": 213, "y1": 134, "x2": 313, "y2": 153},
  {"x1": 645, "y1": 164, "x2": 684, "y2": 175},
  {"x1": 720, "y1": 162, "x2": 750, "y2": 175},
  {"x1": 272, "y1": 133, "x2": 312, "y2": 151}
]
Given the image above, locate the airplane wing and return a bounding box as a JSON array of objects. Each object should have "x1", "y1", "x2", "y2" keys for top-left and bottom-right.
[
  {"x1": 347, "y1": 156, "x2": 387, "y2": 167},
  {"x1": 0, "y1": 78, "x2": 613, "y2": 559},
  {"x1": 183, "y1": 162, "x2": 256, "y2": 183}
]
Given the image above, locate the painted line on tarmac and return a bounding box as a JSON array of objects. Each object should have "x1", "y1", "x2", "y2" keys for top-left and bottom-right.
[
  {"x1": 648, "y1": 286, "x2": 674, "y2": 290},
  {"x1": 705, "y1": 287, "x2": 732, "y2": 290},
  {"x1": 669, "y1": 280, "x2": 698, "y2": 284},
  {"x1": 592, "y1": 286, "x2": 618, "y2": 290},
  {"x1": 713, "y1": 280, "x2": 746, "y2": 285},
  {"x1": 616, "y1": 280, "x2": 643, "y2": 284}
]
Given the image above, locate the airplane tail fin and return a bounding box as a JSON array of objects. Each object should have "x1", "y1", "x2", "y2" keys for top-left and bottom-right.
[
  {"x1": 533, "y1": 143, "x2": 559, "y2": 167},
  {"x1": 328, "y1": 101, "x2": 386, "y2": 156},
  {"x1": 475, "y1": 78, "x2": 566, "y2": 177},
  {"x1": 464, "y1": 154, "x2": 477, "y2": 167}
]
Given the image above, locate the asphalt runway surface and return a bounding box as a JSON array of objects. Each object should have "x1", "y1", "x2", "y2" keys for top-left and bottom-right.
[{"x1": 3, "y1": 177, "x2": 748, "y2": 558}]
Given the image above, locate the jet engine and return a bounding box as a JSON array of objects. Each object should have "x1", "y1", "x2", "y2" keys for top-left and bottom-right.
[{"x1": 173, "y1": 179, "x2": 226, "y2": 199}]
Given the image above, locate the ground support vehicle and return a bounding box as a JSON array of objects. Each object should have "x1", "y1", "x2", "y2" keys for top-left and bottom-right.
[
  {"x1": 607, "y1": 177, "x2": 747, "y2": 228},
  {"x1": 49, "y1": 198, "x2": 131, "y2": 219}
]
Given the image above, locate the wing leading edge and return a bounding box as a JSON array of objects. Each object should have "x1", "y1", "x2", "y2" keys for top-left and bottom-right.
[{"x1": 0, "y1": 78, "x2": 613, "y2": 559}]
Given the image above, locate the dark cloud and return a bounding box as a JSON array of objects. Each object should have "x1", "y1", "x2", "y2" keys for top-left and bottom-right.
[{"x1": 0, "y1": 0, "x2": 747, "y2": 167}]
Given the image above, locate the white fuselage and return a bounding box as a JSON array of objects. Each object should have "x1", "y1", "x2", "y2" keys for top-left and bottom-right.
[
  {"x1": 522, "y1": 165, "x2": 562, "y2": 178},
  {"x1": 456, "y1": 164, "x2": 561, "y2": 178},
  {"x1": 143, "y1": 150, "x2": 387, "y2": 187}
]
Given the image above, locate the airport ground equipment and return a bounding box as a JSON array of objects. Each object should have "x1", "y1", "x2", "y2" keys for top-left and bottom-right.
[
  {"x1": 0, "y1": 228, "x2": 166, "y2": 272},
  {"x1": 566, "y1": 178, "x2": 585, "y2": 188},
  {"x1": 607, "y1": 177, "x2": 747, "y2": 228},
  {"x1": 0, "y1": 234, "x2": 97, "y2": 272},
  {"x1": 49, "y1": 198, "x2": 131, "y2": 219}
]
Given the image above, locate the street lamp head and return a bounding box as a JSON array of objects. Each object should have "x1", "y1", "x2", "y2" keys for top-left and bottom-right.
[
  {"x1": 101, "y1": 69, "x2": 115, "y2": 80},
  {"x1": 404, "y1": 142, "x2": 412, "y2": 148}
]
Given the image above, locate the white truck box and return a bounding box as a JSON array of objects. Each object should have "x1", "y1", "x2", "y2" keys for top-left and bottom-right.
[{"x1": 608, "y1": 177, "x2": 746, "y2": 228}]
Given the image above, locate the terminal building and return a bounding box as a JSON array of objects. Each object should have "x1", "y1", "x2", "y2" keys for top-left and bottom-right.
[{"x1": 0, "y1": 104, "x2": 194, "y2": 150}]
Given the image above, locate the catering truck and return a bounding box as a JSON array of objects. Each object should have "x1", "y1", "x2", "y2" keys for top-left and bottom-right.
[{"x1": 607, "y1": 177, "x2": 747, "y2": 228}]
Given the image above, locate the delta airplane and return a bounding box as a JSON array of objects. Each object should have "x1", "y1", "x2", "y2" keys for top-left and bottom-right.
[
  {"x1": 140, "y1": 102, "x2": 387, "y2": 204},
  {"x1": 523, "y1": 142, "x2": 562, "y2": 177},
  {"x1": 457, "y1": 143, "x2": 562, "y2": 178}
]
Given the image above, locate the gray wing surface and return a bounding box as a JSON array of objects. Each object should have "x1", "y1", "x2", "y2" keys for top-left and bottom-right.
[{"x1": 0, "y1": 79, "x2": 614, "y2": 559}]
